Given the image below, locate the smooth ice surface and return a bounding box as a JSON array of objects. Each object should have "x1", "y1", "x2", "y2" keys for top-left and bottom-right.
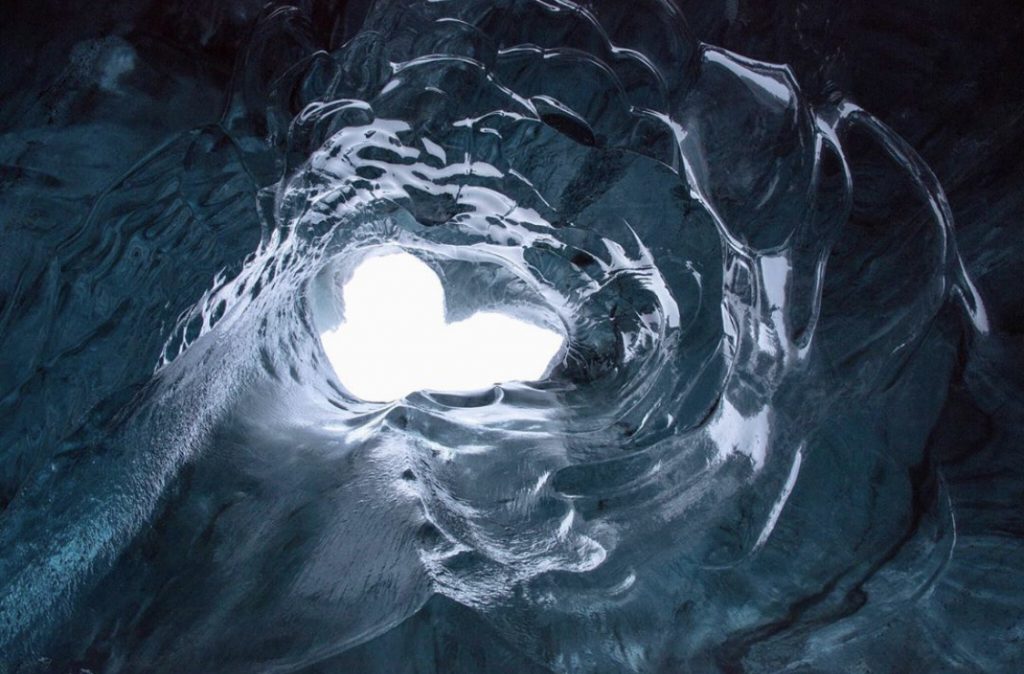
[
  {"x1": 321, "y1": 252, "x2": 564, "y2": 402},
  {"x1": 1, "y1": 0, "x2": 1022, "y2": 672}
]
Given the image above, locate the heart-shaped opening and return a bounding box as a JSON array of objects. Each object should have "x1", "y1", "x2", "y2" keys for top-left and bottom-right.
[{"x1": 320, "y1": 251, "x2": 565, "y2": 402}]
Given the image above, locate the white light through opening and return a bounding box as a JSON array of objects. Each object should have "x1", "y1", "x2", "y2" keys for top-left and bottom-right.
[{"x1": 321, "y1": 252, "x2": 565, "y2": 402}]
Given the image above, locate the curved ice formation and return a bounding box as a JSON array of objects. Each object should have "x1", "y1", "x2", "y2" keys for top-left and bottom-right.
[{"x1": 0, "y1": 0, "x2": 1015, "y2": 672}]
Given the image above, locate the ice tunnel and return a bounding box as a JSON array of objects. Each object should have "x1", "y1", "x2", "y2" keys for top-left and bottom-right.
[{"x1": 1, "y1": 0, "x2": 1022, "y2": 672}]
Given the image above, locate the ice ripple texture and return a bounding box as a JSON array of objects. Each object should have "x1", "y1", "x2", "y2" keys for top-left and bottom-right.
[{"x1": 0, "y1": 1, "x2": 1021, "y2": 672}]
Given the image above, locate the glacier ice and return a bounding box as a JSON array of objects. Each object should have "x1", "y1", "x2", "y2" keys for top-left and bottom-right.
[{"x1": 1, "y1": 0, "x2": 1022, "y2": 672}]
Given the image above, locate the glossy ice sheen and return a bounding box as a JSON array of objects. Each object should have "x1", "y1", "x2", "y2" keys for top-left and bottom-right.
[{"x1": 0, "y1": 0, "x2": 1020, "y2": 672}]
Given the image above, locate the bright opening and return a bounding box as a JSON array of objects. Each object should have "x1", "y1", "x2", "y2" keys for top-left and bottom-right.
[{"x1": 321, "y1": 252, "x2": 564, "y2": 402}]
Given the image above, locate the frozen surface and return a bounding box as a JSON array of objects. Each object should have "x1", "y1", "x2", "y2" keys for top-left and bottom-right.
[{"x1": 1, "y1": 0, "x2": 1023, "y2": 672}]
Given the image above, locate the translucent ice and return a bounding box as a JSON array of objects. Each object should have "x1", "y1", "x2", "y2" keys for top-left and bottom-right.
[{"x1": 0, "y1": 0, "x2": 1021, "y2": 672}]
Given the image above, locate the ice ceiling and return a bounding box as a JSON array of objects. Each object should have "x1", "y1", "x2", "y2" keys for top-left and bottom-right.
[{"x1": 1, "y1": 0, "x2": 1022, "y2": 672}]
